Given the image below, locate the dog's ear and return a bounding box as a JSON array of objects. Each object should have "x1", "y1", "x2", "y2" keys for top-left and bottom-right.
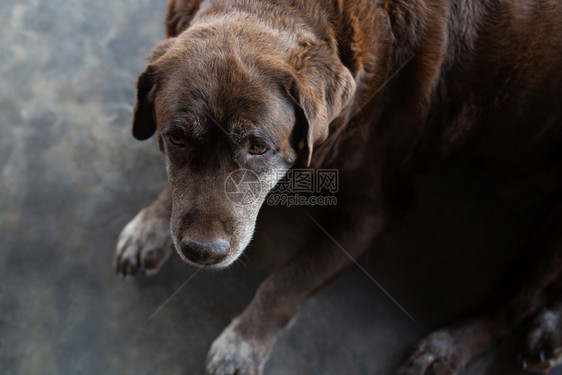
[
  {"x1": 132, "y1": 65, "x2": 158, "y2": 140},
  {"x1": 288, "y1": 41, "x2": 356, "y2": 166},
  {"x1": 132, "y1": 38, "x2": 176, "y2": 140}
]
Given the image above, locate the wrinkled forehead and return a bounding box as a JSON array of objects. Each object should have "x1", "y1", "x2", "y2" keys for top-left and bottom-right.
[{"x1": 154, "y1": 51, "x2": 293, "y2": 141}]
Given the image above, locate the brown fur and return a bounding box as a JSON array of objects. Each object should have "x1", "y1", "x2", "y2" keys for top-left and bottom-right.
[{"x1": 114, "y1": 0, "x2": 562, "y2": 373}]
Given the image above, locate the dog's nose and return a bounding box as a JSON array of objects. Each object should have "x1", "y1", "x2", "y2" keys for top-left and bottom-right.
[{"x1": 179, "y1": 237, "x2": 229, "y2": 265}]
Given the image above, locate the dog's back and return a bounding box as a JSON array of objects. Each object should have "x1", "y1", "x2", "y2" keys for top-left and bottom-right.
[{"x1": 425, "y1": 0, "x2": 562, "y2": 175}]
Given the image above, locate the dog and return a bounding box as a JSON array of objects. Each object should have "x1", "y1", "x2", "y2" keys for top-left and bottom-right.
[{"x1": 114, "y1": 0, "x2": 562, "y2": 373}]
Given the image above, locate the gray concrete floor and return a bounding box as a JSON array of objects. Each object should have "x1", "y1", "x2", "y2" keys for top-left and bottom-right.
[{"x1": 1, "y1": 1, "x2": 560, "y2": 374}]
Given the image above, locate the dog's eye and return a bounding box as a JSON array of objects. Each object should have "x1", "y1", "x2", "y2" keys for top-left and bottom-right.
[
  {"x1": 248, "y1": 144, "x2": 267, "y2": 155},
  {"x1": 168, "y1": 135, "x2": 185, "y2": 147}
]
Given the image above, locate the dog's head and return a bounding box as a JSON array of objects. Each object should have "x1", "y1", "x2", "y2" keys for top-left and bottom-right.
[{"x1": 132, "y1": 20, "x2": 355, "y2": 268}]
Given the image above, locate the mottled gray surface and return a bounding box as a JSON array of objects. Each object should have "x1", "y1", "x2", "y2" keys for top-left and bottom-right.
[{"x1": 0, "y1": 1, "x2": 560, "y2": 374}]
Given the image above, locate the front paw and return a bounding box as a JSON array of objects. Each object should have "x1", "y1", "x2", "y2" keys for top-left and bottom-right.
[
  {"x1": 522, "y1": 306, "x2": 562, "y2": 372},
  {"x1": 397, "y1": 330, "x2": 465, "y2": 375},
  {"x1": 206, "y1": 319, "x2": 272, "y2": 375},
  {"x1": 114, "y1": 207, "x2": 172, "y2": 277}
]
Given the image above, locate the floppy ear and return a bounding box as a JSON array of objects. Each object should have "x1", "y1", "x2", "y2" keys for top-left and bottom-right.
[
  {"x1": 132, "y1": 38, "x2": 177, "y2": 140},
  {"x1": 289, "y1": 42, "x2": 356, "y2": 166},
  {"x1": 132, "y1": 66, "x2": 158, "y2": 140}
]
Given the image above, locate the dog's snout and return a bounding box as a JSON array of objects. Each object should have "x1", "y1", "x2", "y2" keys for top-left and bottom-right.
[{"x1": 179, "y1": 237, "x2": 229, "y2": 265}]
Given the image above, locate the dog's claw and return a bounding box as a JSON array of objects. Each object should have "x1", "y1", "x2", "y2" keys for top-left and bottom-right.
[{"x1": 120, "y1": 263, "x2": 128, "y2": 278}]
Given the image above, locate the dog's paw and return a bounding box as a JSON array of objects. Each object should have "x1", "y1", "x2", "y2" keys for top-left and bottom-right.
[
  {"x1": 521, "y1": 306, "x2": 562, "y2": 372},
  {"x1": 397, "y1": 330, "x2": 465, "y2": 375},
  {"x1": 114, "y1": 207, "x2": 172, "y2": 277},
  {"x1": 206, "y1": 320, "x2": 271, "y2": 375}
]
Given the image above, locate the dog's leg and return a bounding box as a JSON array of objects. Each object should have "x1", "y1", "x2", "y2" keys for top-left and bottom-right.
[
  {"x1": 114, "y1": 185, "x2": 172, "y2": 277},
  {"x1": 206, "y1": 200, "x2": 389, "y2": 375},
  {"x1": 398, "y1": 199, "x2": 562, "y2": 375}
]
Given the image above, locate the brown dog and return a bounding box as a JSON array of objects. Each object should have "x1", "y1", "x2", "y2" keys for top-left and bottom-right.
[{"x1": 114, "y1": 0, "x2": 562, "y2": 373}]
